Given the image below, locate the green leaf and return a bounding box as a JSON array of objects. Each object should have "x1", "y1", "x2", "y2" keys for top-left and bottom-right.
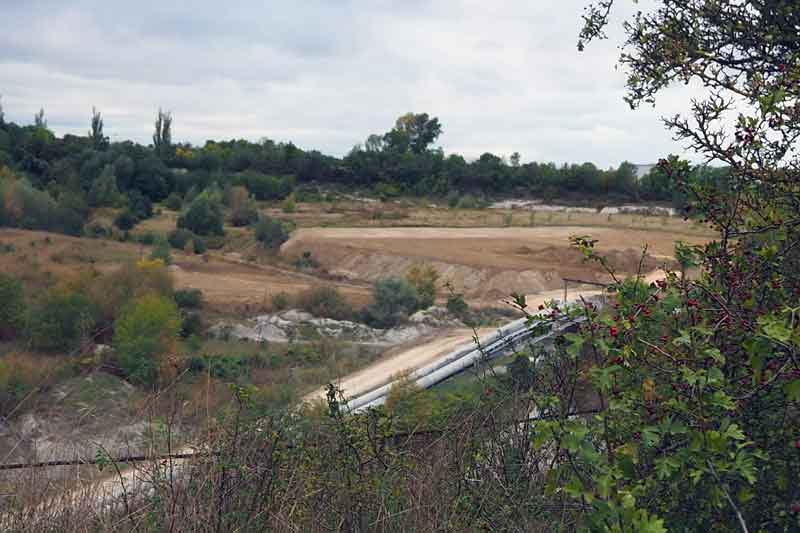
[
  {"x1": 783, "y1": 380, "x2": 800, "y2": 402},
  {"x1": 758, "y1": 315, "x2": 792, "y2": 343}
]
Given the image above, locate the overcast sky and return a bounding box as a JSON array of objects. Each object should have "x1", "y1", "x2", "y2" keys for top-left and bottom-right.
[{"x1": 0, "y1": 0, "x2": 700, "y2": 167}]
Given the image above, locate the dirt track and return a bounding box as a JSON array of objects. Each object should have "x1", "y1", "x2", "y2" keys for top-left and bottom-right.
[{"x1": 302, "y1": 328, "x2": 496, "y2": 404}]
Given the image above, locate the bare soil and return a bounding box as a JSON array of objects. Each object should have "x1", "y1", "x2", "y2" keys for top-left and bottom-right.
[{"x1": 281, "y1": 226, "x2": 706, "y2": 305}]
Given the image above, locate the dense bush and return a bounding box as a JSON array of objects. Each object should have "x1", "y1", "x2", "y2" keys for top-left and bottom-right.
[
  {"x1": 174, "y1": 288, "x2": 204, "y2": 309},
  {"x1": 0, "y1": 177, "x2": 85, "y2": 236},
  {"x1": 445, "y1": 293, "x2": 468, "y2": 317},
  {"x1": 113, "y1": 293, "x2": 181, "y2": 385},
  {"x1": 271, "y1": 292, "x2": 290, "y2": 311},
  {"x1": 296, "y1": 286, "x2": 353, "y2": 321},
  {"x1": 254, "y1": 216, "x2": 289, "y2": 250},
  {"x1": 180, "y1": 312, "x2": 204, "y2": 339},
  {"x1": 0, "y1": 273, "x2": 25, "y2": 339},
  {"x1": 192, "y1": 237, "x2": 206, "y2": 254},
  {"x1": 149, "y1": 234, "x2": 172, "y2": 265},
  {"x1": 405, "y1": 263, "x2": 439, "y2": 309},
  {"x1": 363, "y1": 277, "x2": 420, "y2": 327},
  {"x1": 113, "y1": 209, "x2": 137, "y2": 231},
  {"x1": 177, "y1": 191, "x2": 224, "y2": 236},
  {"x1": 28, "y1": 290, "x2": 98, "y2": 352},
  {"x1": 164, "y1": 192, "x2": 182, "y2": 210},
  {"x1": 89, "y1": 259, "x2": 174, "y2": 325},
  {"x1": 241, "y1": 172, "x2": 294, "y2": 201},
  {"x1": 167, "y1": 228, "x2": 193, "y2": 250},
  {"x1": 229, "y1": 204, "x2": 259, "y2": 227}
]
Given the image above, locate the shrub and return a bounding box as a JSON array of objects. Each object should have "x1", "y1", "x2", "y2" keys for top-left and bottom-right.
[
  {"x1": 174, "y1": 288, "x2": 204, "y2": 309},
  {"x1": 282, "y1": 193, "x2": 297, "y2": 213},
  {"x1": 28, "y1": 290, "x2": 98, "y2": 352},
  {"x1": 293, "y1": 250, "x2": 319, "y2": 269},
  {"x1": 255, "y1": 216, "x2": 289, "y2": 250},
  {"x1": 180, "y1": 312, "x2": 204, "y2": 339},
  {"x1": 406, "y1": 263, "x2": 439, "y2": 309},
  {"x1": 177, "y1": 191, "x2": 224, "y2": 236},
  {"x1": 168, "y1": 228, "x2": 193, "y2": 250},
  {"x1": 271, "y1": 292, "x2": 290, "y2": 311},
  {"x1": 456, "y1": 195, "x2": 479, "y2": 209},
  {"x1": 242, "y1": 173, "x2": 294, "y2": 201},
  {"x1": 149, "y1": 234, "x2": 172, "y2": 265},
  {"x1": 192, "y1": 237, "x2": 207, "y2": 255},
  {"x1": 113, "y1": 294, "x2": 181, "y2": 385},
  {"x1": 230, "y1": 204, "x2": 259, "y2": 227},
  {"x1": 446, "y1": 190, "x2": 460, "y2": 208},
  {"x1": 127, "y1": 190, "x2": 153, "y2": 220},
  {"x1": 0, "y1": 273, "x2": 25, "y2": 339},
  {"x1": 85, "y1": 222, "x2": 111, "y2": 238},
  {"x1": 296, "y1": 286, "x2": 353, "y2": 321},
  {"x1": 0, "y1": 177, "x2": 85, "y2": 235},
  {"x1": 89, "y1": 260, "x2": 174, "y2": 324},
  {"x1": 165, "y1": 192, "x2": 182, "y2": 211},
  {"x1": 445, "y1": 293, "x2": 469, "y2": 317},
  {"x1": 113, "y1": 209, "x2": 137, "y2": 231},
  {"x1": 364, "y1": 278, "x2": 420, "y2": 327}
]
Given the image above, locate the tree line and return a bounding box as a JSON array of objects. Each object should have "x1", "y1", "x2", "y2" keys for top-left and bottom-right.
[{"x1": 0, "y1": 100, "x2": 731, "y2": 235}]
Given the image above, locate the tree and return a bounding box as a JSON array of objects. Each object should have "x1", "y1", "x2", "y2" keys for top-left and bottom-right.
[
  {"x1": 87, "y1": 164, "x2": 119, "y2": 207},
  {"x1": 34, "y1": 108, "x2": 46, "y2": 129},
  {"x1": 114, "y1": 209, "x2": 137, "y2": 231},
  {"x1": 385, "y1": 113, "x2": 443, "y2": 154},
  {"x1": 0, "y1": 273, "x2": 25, "y2": 339},
  {"x1": 405, "y1": 263, "x2": 439, "y2": 309},
  {"x1": 177, "y1": 191, "x2": 224, "y2": 236},
  {"x1": 0, "y1": 95, "x2": 4, "y2": 125},
  {"x1": 89, "y1": 106, "x2": 108, "y2": 150},
  {"x1": 153, "y1": 108, "x2": 173, "y2": 157},
  {"x1": 522, "y1": 2, "x2": 800, "y2": 530},
  {"x1": 254, "y1": 216, "x2": 288, "y2": 250},
  {"x1": 364, "y1": 278, "x2": 420, "y2": 327},
  {"x1": 149, "y1": 234, "x2": 172, "y2": 265},
  {"x1": 113, "y1": 293, "x2": 180, "y2": 385},
  {"x1": 28, "y1": 290, "x2": 97, "y2": 352}
]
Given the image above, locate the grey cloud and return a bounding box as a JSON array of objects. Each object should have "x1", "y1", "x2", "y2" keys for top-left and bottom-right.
[{"x1": 0, "y1": 0, "x2": 702, "y2": 167}]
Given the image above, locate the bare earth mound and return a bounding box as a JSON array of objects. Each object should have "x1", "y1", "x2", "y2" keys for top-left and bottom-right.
[{"x1": 281, "y1": 227, "x2": 704, "y2": 305}]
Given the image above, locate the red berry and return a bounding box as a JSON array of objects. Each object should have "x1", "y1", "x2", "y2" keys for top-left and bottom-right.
[
  {"x1": 795, "y1": 439, "x2": 800, "y2": 450},
  {"x1": 792, "y1": 502, "x2": 800, "y2": 514},
  {"x1": 610, "y1": 327, "x2": 619, "y2": 337}
]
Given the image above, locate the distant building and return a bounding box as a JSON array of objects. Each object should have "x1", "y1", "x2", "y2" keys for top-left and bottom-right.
[{"x1": 632, "y1": 163, "x2": 657, "y2": 180}]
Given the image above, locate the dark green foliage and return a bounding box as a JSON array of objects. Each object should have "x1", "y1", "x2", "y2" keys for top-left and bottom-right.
[
  {"x1": 167, "y1": 228, "x2": 193, "y2": 250},
  {"x1": 293, "y1": 250, "x2": 319, "y2": 269},
  {"x1": 0, "y1": 273, "x2": 25, "y2": 339},
  {"x1": 28, "y1": 291, "x2": 98, "y2": 352},
  {"x1": 149, "y1": 234, "x2": 172, "y2": 265},
  {"x1": 296, "y1": 286, "x2": 353, "y2": 320},
  {"x1": 0, "y1": 177, "x2": 85, "y2": 236},
  {"x1": 180, "y1": 312, "x2": 204, "y2": 339},
  {"x1": 165, "y1": 192, "x2": 182, "y2": 210},
  {"x1": 445, "y1": 293, "x2": 468, "y2": 317},
  {"x1": 174, "y1": 288, "x2": 204, "y2": 309},
  {"x1": 254, "y1": 216, "x2": 289, "y2": 250},
  {"x1": 177, "y1": 191, "x2": 224, "y2": 236},
  {"x1": 241, "y1": 172, "x2": 294, "y2": 201},
  {"x1": 87, "y1": 164, "x2": 119, "y2": 207},
  {"x1": 229, "y1": 204, "x2": 259, "y2": 227},
  {"x1": 127, "y1": 190, "x2": 153, "y2": 220},
  {"x1": 113, "y1": 209, "x2": 136, "y2": 231},
  {"x1": 192, "y1": 237, "x2": 206, "y2": 254},
  {"x1": 271, "y1": 292, "x2": 290, "y2": 311},
  {"x1": 364, "y1": 278, "x2": 420, "y2": 327}
]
